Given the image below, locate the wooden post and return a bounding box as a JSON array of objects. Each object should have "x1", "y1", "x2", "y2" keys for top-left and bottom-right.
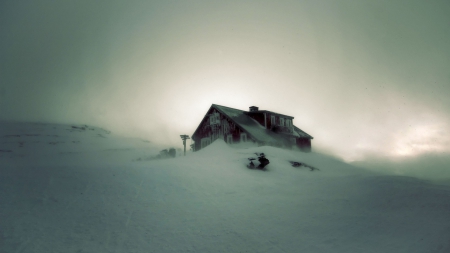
[{"x1": 180, "y1": 135, "x2": 190, "y2": 156}]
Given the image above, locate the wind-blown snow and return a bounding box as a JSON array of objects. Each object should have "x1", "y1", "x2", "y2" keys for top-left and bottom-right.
[{"x1": 1, "y1": 122, "x2": 449, "y2": 252}]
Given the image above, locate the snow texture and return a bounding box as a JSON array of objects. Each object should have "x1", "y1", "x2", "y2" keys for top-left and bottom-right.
[{"x1": 1, "y1": 122, "x2": 450, "y2": 253}]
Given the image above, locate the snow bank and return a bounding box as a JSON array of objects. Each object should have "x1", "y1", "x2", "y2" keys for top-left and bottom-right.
[
  {"x1": 0, "y1": 121, "x2": 160, "y2": 166},
  {"x1": 1, "y1": 121, "x2": 450, "y2": 253}
]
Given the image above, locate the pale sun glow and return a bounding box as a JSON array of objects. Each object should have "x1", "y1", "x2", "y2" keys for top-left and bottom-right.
[{"x1": 393, "y1": 124, "x2": 450, "y2": 157}]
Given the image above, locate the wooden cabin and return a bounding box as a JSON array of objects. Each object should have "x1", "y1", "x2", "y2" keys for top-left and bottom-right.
[{"x1": 191, "y1": 104, "x2": 313, "y2": 152}]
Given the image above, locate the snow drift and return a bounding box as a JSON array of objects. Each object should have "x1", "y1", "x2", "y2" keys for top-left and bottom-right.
[{"x1": 1, "y1": 122, "x2": 449, "y2": 253}]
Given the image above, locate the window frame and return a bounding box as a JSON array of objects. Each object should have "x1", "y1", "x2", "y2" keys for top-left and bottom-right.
[{"x1": 226, "y1": 134, "x2": 233, "y2": 144}]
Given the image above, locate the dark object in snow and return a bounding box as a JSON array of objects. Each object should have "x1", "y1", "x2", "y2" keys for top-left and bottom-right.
[
  {"x1": 291, "y1": 161, "x2": 302, "y2": 167},
  {"x1": 289, "y1": 161, "x2": 319, "y2": 171},
  {"x1": 159, "y1": 149, "x2": 168, "y2": 158},
  {"x1": 257, "y1": 153, "x2": 270, "y2": 169},
  {"x1": 247, "y1": 153, "x2": 270, "y2": 170},
  {"x1": 247, "y1": 158, "x2": 256, "y2": 169},
  {"x1": 71, "y1": 125, "x2": 86, "y2": 131},
  {"x1": 168, "y1": 148, "x2": 176, "y2": 158},
  {"x1": 158, "y1": 148, "x2": 177, "y2": 159}
]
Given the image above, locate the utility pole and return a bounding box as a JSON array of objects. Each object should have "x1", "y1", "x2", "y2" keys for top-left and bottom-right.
[{"x1": 180, "y1": 135, "x2": 190, "y2": 156}]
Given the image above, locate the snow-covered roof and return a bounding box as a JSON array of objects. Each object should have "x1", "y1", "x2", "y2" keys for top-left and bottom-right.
[
  {"x1": 213, "y1": 104, "x2": 281, "y2": 144},
  {"x1": 192, "y1": 104, "x2": 313, "y2": 144},
  {"x1": 293, "y1": 125, "x2": 314, "y2": 139}
]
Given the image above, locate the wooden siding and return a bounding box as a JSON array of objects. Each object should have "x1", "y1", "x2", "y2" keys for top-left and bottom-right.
[
  {"x1": 296, "y1": 138, "x2": 311, "y2": 152},
  {"x1": 193, "y1": 108, "x2": 251, "y2": 150}
]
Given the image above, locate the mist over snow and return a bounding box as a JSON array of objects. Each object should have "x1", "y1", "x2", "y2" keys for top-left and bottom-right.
[
  {"x1": 1, "y1": 122, "x2": 450, "y2": 252},
  {"x1": 1, "y1": 0, "x2": 450, "y2": 165},
  {"x1": 352, "y1": 153, "x2": 450, "y2": 182}
]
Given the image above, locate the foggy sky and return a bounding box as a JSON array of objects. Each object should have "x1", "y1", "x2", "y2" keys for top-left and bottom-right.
[{"x1": 1, "y1": 0, "x2": 450, "y2": 161}]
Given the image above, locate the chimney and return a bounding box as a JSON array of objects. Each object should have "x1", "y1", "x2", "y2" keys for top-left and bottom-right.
[{"x1": 249, "y1": 106, "x2": 259, "y2": 112}]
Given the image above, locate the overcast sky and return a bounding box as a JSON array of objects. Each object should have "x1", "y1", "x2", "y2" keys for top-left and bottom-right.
[{"x1": 1, "y1": 0, "x2": 449, "y2": 161}]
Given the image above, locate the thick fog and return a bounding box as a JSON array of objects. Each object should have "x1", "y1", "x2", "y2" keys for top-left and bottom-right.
[{"x1": 1, "y1": 1, "x2": 449, "y2": 169}]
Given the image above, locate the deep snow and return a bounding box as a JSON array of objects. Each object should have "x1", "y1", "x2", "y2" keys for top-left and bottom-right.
[{"x1": 1, "y1": 122, "x2": 450, "y2": 252}]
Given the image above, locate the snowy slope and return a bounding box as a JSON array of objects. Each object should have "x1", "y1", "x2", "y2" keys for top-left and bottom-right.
[
  {"x1": 1, "y1": 122, "x2": 450, "y2": 253},
  {"x1": 0, "y1": 121, "x2": 160, "y2": 166}
]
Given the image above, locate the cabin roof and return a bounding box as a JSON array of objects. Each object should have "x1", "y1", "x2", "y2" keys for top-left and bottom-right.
[
  {"x1": 192, "y1": 104, "x2": 313, "y2": 142},
  {"x1": 247, "y1": 110, "x2": 294, "y2": 119},
  {"x1": 293, "y1": 125, "x2": 314, "y2": 139},
  {"x1": 213, "y1": 104, "x2": 282, "y2": 143}
]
